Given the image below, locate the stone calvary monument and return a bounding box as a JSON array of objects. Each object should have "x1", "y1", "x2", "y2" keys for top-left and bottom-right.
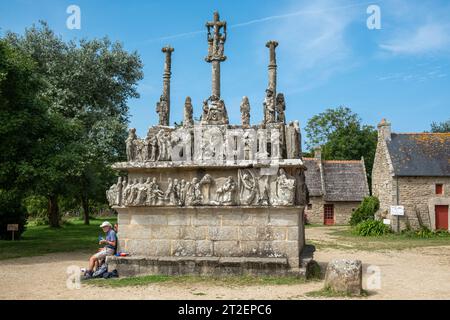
[{"x1": 106, "y1": 12, "x2": 315, "y2": 277}]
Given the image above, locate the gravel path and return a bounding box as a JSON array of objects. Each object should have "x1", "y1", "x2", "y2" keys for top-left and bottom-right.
[{"x1": 1, "y1": 227, "x2": 450, "y2": 300}]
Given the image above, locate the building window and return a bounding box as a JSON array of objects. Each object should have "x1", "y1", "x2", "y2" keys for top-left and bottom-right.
[
  {"x1": 307, "y1": 204, "x2": 312, "y2": 210},
  {"x1": 436, "y1": 184, "x2": 444, "y2": 195}
]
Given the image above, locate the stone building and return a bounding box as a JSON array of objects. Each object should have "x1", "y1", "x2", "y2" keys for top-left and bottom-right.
[
  {"x1": 303, "y1": 147, "x2": 370, "y2": 225},
  {"x1": 105, "y1": 12, "x2": 315, "y2": 277},
  {"x1": 372, "y1": 119, "x2": 450, "y2": 231}
]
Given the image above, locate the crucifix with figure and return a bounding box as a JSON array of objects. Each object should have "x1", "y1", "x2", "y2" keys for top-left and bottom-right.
[{"x1": 202, "y1": 11, "x2": 229, "y2": 125}]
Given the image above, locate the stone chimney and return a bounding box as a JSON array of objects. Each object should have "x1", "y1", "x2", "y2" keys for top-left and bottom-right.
[
  {"x1": 377, "y1": 118, "x2": 392, "y2": 142},
  {"x1": 314, "y1": 146, "x2": 322, "y2": 160}
]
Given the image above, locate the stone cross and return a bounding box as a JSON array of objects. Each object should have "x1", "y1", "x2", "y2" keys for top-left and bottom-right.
[
  {"x1": 157, "y1": 46, "x2": 174, "y2": 126},
  {"x1": 205, "y1": 11, "x2": 227, "y2": 98}
]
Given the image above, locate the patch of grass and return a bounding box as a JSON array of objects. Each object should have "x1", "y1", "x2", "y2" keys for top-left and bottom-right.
[
  {"x1": 306, "y1": 287, "x2": 368, "y2": 298},
  {"x1": 0, "y1": 217, "x2": 117, "y2": 260},
  {"x1": 314, "y1": 227, "x2": 450, "y2": 251},
  {"x1": 88, "y1": 274, "x2": 308, "y2": 288},
  {"x1": 192, "y1": 292, "x2": 207, "y2": 296}
]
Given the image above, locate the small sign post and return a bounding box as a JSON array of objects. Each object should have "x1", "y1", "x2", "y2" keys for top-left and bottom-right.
[
  {"x1": 390, "y1": 206, "x2": 404, "y2": 216},
  {"x1": 390, "y1": 206, "x2": 404, "y2": 233},
  {"x1": 7, "y1": 224, "x2": 19, "y2": 241}
]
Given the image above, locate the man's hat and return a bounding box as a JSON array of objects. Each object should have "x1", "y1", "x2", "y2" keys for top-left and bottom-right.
[{"x1": 100, "y1": 221, "x2": 112, "y2": 228}]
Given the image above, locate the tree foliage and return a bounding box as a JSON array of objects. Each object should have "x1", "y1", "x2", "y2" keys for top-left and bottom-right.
[
  {"x1": 3, "y1": 22, "x2": 143, "y2": 227},
  {"x1": 0, "y1": 40, "x2": 46, "y2": 238},
  {"x1": 304, "y1": 106, "x2": 377, "y2": 184},
  {"x1": 430, "y1": 119, "x2": 450, "y2": 133}
]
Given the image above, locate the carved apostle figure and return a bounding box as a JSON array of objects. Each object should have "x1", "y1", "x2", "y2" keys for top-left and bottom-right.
[
  {"x1": 156, "y1": 130, "x2": 168, "y2": 161},
  {"x1": 165, "y1": 178, "x2": 179, "y2": 205},
  {"x1": 184, "y1": 96, "x2": 194, "y2": 126},
  {"x1": 186, "y1": 177, "x2": 203, "y2": 206},
  {"x1": 239, "y1": 170, "x2": 258, "y2": 205},
  {"x1": 263, "y1": 88, "x2": 276, "y2": 124},
  {"x1": 178, "y1": 179, "x2": 187, "y2": 206},
  {"x1": 148, "y1": 135, "x2": 158, "y2": 161},
  {"x1": 217, "y1": 176, "x2": 237, "y2": 206},
  {"x1": 156, "y1": 95, "x2": 169, "y2": 126},
  {"x1": 147, "y1": 177, "x2": 164, "y2": 206},
  {"x1": 126, "y1": 128, "x2": 137, "y2": 161},
  {"x1": 240, "y1": 96, "x2": 250, "y2": 127},
  {"x1": 276, "y1": 93, "x2": 286, "y2": 124}
]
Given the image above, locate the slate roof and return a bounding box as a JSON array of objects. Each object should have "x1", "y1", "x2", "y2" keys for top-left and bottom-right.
[
  {"x1": 303, "y1": 158, "x2": 323, "y2": 197},
  {"x1": 303, "y1": 158, "x2": 369, "y2": 202},
  {"x1": 387, "y1": 133, "x2": 450, "y2": 177}
]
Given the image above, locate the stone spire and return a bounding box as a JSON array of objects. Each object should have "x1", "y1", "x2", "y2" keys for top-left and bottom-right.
[
  {"x1": 205, "y1": 11, "x2": 227, "y2": 98},
  {"x1": 156, "y1": 46, "x2": 174, "y2": 126},
  {"x1": 263, "y1": 41, "x2": 278, "y2": 125},
  {"x1": 266, "y1": 40, "x2": 278, "y2": 94}
]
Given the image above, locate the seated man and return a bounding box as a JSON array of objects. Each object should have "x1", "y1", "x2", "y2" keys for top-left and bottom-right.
[{"x1": 84, "y1": 221, "x2": 117, "y2": 279}]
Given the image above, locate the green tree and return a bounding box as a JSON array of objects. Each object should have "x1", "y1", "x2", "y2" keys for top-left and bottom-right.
[
  {"x1": 430, "y1": 119, "x2": 450, "y2": 133},
  {"x1": 6, "y1": 22, "x2": 143, "y2": 225},
  {"x1": 0, "y1": 40, "x2": 46, "y2": 237},
  {"x1": 305, "y1": 107, "x2": 377, "y2": 184}
]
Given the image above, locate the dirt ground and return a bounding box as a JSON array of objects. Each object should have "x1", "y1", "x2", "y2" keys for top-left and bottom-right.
[{"x1": 1, "y1": 227, "x2": 450, "y2": 300}]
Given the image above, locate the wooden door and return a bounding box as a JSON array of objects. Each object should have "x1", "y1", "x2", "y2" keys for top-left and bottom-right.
[
  {"x1": 324, "y1": 204, "x2": 335, "y2": 225},
  {"x1": 435, "y1": 205, "x2": 449, "y2": 230}
]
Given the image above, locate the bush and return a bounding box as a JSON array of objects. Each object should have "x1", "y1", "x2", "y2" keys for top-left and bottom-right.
[
  {"x1": 402, "y1": 227, "x2": 450, "y2": 238},
  {"x1": 349, "y1": 196, "x2": 380, "y2": 226},
  {"x1": 354, "y1": 219, "x2": 390, "y2": 237}
]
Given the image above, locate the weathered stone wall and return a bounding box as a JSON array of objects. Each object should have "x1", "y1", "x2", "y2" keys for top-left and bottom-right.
[
  {"x1": 117, "y1": 206, "x2": 305, "y2": 268},
  {"x1": 372, "y1": 135, "x2": 395, "y2": 215},
  {"x1": 394, "y1": 177, "x2": 450, "y2": 231},
  {"x1": 305, "y1": 196, "x2": 360, "y2": 225}
]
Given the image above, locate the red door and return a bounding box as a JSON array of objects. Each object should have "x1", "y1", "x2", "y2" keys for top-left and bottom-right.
[
  {"x1": 435, "y1": 205, "x2": 449, "y2": 230},
  {"x1": 324, "y1": 204, "x2": 335, "y2": 225}
]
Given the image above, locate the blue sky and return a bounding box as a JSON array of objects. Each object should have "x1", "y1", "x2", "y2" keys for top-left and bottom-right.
[{"x1": 1, "y1": 0, "x2": 449, "y2": 145}]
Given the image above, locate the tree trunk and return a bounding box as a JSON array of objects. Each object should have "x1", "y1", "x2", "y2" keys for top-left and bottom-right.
[
  {"x1": 81, "y1": 195, "x2": 90, "y2": 225},
  {"x1": 48, "y1": 195, "x2": 60, "y2": 228}
]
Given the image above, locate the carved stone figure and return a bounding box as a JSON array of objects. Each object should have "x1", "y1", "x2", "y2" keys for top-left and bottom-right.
[
  {"x1": 178, "y1": 179, "x2": 187, "y2": 206},
  {"x1": 156, "y1": 95, "x2": 169, "y2": 126},
  {"x1": 106, "y1": 182, "x2": 117, "y2": 207},
  {"x1": 186, "y1": 177, "x2": 203, "y2": 206},
  {"x1": 276, "y1": 93, "x2": 286, "y2": 124},
  {"x1": 184, "y1": 97, "x2": 194, "y2": 127},
  {"x1": 157, "y1": 130, "x2": 171, "y2": 161},
  {"x1": 217, "y1": 176, "x2": 237, "y2": 205},
  {"x1": 201, "y1": 95, "x2": 229, "y2": 125},
  {"x1": 126, "y1": 128, "x2": 137, "y2": 161},
  {"x1": 165, "y1": 178, "x2": 179, "y2": 205},
  {"x1": 240, "y1": 96, "x2": 250, "y2": 127},
  {"x1": 148, "y1": 134, "x2": 158, "y2": 161},
  {"x1": 272, "y1": 169, "x2": 296, "y2": 206},
  {"x1": 135, "y1": 177, "x2": 148, "y2": 205},
  {"x1": 258, "y1": 176, "x2": 270, "y2": 206},
  {"x1": 238, "y1": 170, "x2": 258, "y2": 205},
  {"x1": 243, "y1": 132, "x2": 253, "y2": 161},
  {"x1": 263, "y1": 89, "x2": 276, "y2": 124},
  {"x1": 200, "y1": 174, "x2": 214, "y2": 204},
  {"x1": 146, "y1": 177, "x2": 164, "y2": 206}
]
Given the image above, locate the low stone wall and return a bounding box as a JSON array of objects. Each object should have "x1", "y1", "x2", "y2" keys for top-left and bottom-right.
[{"x1": 116, "y1": 206, "x2": 305, "y2": 270}]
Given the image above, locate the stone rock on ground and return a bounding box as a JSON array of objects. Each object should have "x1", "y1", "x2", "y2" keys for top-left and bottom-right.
[{"x1": 324, "y1": 259, "x2": 362, "y2": 295}]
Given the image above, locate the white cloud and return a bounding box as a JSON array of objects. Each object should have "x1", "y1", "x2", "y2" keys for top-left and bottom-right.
[{"x1": 380, "y1": 22, "x2": 450, "y2": 55}]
